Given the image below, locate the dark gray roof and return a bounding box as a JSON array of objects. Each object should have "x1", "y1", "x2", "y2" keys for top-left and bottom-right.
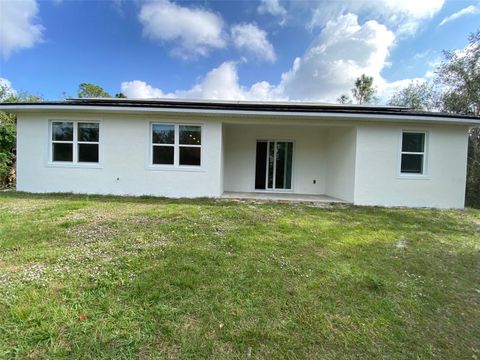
[{"x1": 1, "y1": 97, "x2": 479, "y2": 121}]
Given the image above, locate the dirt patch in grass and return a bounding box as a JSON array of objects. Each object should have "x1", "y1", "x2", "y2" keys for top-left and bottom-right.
[{"x1": 66, "y1": 222, "x2": 121, "y2": 243}]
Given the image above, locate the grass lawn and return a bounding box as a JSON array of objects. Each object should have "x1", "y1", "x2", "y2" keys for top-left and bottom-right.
[{"x1": 0, "y1": 192, "x2": 479, "y2": 359}]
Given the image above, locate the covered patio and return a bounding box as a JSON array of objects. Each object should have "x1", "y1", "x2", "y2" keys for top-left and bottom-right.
[{"x1": 222, "y1": 122, "x2": 357, "y2": 203}]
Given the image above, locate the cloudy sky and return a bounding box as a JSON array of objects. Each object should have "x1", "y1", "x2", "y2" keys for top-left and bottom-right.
[{"x1": 0, "y1": 0, "x2": 479, "y2": 103}]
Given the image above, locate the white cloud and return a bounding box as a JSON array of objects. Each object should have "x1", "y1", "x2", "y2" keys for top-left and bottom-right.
[
  {"x1": 0, "y1": 0, "x2": 44, "y2": 59},
  {"x1": 375, "y1": 77, "x2": 426, "y2": 103},
  {"x1": 0, "y1": 77, "x2": 13, "y2": 88},
  {"x1": 175, "y1": 62, "x2": 254, "y2": 100},
  {"x1": 120, "y1": 80, "x2": 168, "y2": 99},
  {"x1": 231, "y1": 23, "x2": 276, "y2": 62},
  {"x1": 111, "y1": 0, "x2": 125, "y2": 15},
  {"x1": 138, "y1": 0, "x2": 226, "y2": 58},
  {"x1": 280, "y1": 13, "x2": 395, "y2": 102},
  {"x1": 121, "y1": 62, "x2": 285, "y2": 101},
  {"x1": 257, "y1": 0, "x2": 287, "y2": 24},
  {"x1": 123, "y1": 12, "x2": 438, "y2": 104},
  {"x1": 309, "y1": 0, "x2": 444, "y2": 35},
  {"x1": 438, "y1": 5, "x2": 480, "y2": 26}
]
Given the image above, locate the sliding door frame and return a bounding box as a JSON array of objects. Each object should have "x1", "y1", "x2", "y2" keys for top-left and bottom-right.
[{"x1": 254, "y1": 139, "x2": 295, "y2": 192}]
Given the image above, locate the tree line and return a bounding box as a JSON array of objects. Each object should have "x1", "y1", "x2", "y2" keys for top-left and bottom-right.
[{"x1": 0, "y1": 30, "x2": 479, "y2": 206}]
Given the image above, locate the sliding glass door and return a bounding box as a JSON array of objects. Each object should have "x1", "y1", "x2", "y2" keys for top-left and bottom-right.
[{"x1": 255, "y1": 140, "x2": 293, "y2": 190}]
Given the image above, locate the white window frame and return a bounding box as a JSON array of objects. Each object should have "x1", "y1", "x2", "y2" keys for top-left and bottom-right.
[
  {"x1": 399, "y1": 130, "x2": 428, "y2": 178},
  {"x1": 150, "y1": 123, "x2": 203, "y2": 168},
  {"x1": 49, "y1": 120, "x2": 101, "y2": 167}
]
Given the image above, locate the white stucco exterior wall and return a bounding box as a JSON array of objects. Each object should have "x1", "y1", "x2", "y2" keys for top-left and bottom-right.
[
  {"x1": 353, "y1": 124, "x2": 470, "y2": 208},
  {"x1": 325, "y1": 127, "x2": 357, "y2": 202},
  {"x1": 15, "y1": 110, "x2": 472, "y2": 209},
  {"x1": 16, "y1": 113, "x2": 223, "y2": 197},
  {"x1": 223, "y1": 124, "x2": 328, "y2": 194}
]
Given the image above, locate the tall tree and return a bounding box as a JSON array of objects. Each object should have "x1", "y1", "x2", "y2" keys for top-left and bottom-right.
[
  {"x1": 351, "y1": 74, "x2": 376, "y2": 104},
  {"x1": 436, "y1": 30, "x2": 480, "y2": 207},
  {"x1": 75, "y1": 84, "x2": 127, "y2": 99},
  {"x1": 77, "y1": 83, "x2": 111, "y2": 98},
  {"x1": 388, "y1": 81, "x2": 441, "y2": 111},
  {"x1": 436, "y1": 30, "x2": 480, "y2": 116}
]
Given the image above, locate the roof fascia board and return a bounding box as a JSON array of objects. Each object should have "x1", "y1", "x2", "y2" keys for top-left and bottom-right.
[{"x1": 1, "y1": 104, "x2": 479, "y2": 125}]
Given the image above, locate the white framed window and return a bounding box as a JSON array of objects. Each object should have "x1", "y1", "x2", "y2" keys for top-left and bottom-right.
[
  {"x1": 50, "y1": 121, "x2": 100, "y2": 164},
  {"x1": 151, "y1": 123, "x2": 202, "y2": 167},
  {"x1": 400, "y1": 131, "x2": 427, "y2": 175}
]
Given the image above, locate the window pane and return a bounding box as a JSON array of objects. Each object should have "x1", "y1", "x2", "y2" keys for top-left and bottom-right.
[
  {"x1": 268, "y1": 142, "x2": 274, "y2": 188},
  {"x1": 274, "y1": 142, "x2": 293, "y2": 189},
  {"x1": 52, "y1": 122, "x2": 73, "y2": 141},
  {"x1": 255, "y1": 141, "x2": 267, "y2": 190},
  {"x1": 53, "y1": 143, "x2": 73, "y2": 162},
  {"x1": 78, "y1": 144, "x2": 99, "y2": 163},
  {"x1": 275, "y1": 142, "x2": 286, "y2": 189},
  {"x1": 153, "y1": 146, "x2": 174, "y2": 164},
  {"x1": 402, "y1": 133, "x2": 425, "y2": 152},
  {"x1": 152, "y1": 124, "x2": 174, "y2": 144},
  {"x1": 285, "y1": 142, "x2": 293, "y2": 189},
  {"x1": 78, "y1": 123, "x2": 99, "y2": 142},
  {"x1": 401, "y1": 154, "x2": 424, "y2": 174},
  {"x1": 179, "y1": 147, "x2": 201, "y2": 166},
  {"x1": 179, "y1": 125, "x2": 201, "y2": 145}
]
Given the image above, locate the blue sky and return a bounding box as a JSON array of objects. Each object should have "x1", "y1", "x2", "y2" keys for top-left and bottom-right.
[{"x1": 0, "y1": 0, "x2": 479, "y2": 103}]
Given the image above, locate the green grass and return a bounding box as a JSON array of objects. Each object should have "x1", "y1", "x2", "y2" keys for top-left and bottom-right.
[{"x1": 0, "y1": 192, "x2": 479, "y2": 359}]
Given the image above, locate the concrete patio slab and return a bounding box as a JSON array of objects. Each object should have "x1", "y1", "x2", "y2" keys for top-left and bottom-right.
[{"x1": 221, "y1": 191, "x2": 348, "y2": 204}]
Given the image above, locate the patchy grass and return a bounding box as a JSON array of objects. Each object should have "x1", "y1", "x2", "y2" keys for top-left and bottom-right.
[{"x1": 0, "y1": 192, "x2": 479, "y2": 359}]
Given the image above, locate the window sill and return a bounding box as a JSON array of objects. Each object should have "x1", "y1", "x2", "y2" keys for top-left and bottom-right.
[
  {"x1": 46, "y1": 162, "x2": 103, "y2": 169},
  {"x1": 146, "y1": 165, "x2": 205, "y2": 173},
  {"x1": 396, "y1": 174, "x2": 431, "y2": 180}
]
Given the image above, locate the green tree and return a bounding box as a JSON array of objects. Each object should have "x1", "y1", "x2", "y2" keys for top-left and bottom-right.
[
  {"x1": 0, "y1": 84, "x2": 42, "y2": 187},
  {"x1": 77, "y1": 83, "x2": 111, "y2": 98},
  {"x1": 0, "y1": 120, "x2": 15, "y2": 185},
  {"x1": 337, "y1": 94, "x2": 351, "y2": 104},
  {"x1": 351, "y1": 74, "x2": 376, "y2": 104},
  {"x1": 388, "y1": 81, "x2": 441, "y2": 111},
  {"x1": 76, "y1": 84, "x2": 127, "y2": 99},
  {"x1": 437, "y1": 31, "x2": 480, "y2": 116},
  {"x1": 436, "y1": 30, "x2": 480, "y2": 207}
]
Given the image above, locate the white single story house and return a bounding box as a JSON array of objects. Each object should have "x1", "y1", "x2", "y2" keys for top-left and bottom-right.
[{"x1": 1, "y1": 98, "x2": 479, "y2": 208}]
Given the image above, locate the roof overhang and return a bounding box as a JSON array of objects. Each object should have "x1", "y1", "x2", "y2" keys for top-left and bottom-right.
[{"x1": 1, "y1": 99, "x2": 479, "y2": 126}]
